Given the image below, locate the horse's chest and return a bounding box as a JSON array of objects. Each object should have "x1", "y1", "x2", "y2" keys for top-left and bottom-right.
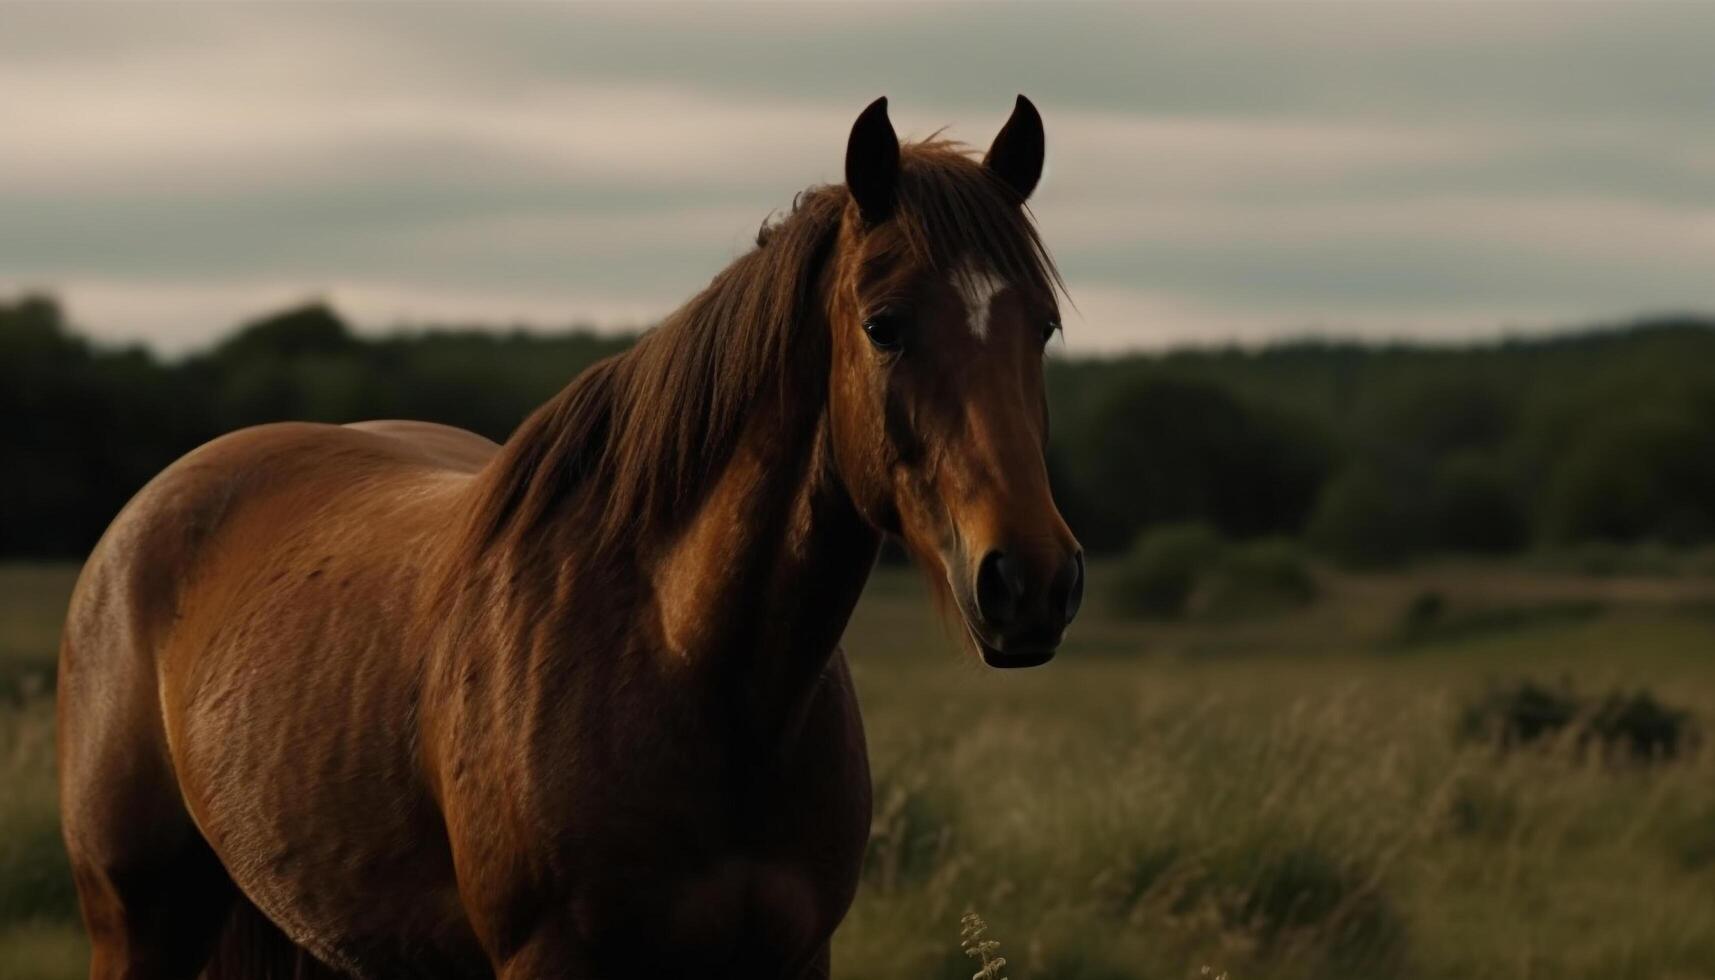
[
  {"x1": 443, "y1": 657, "x2": 871, "y2": 969},
  {"x1": 473, "y1": 740, "x2": 867, "y2": 972}
]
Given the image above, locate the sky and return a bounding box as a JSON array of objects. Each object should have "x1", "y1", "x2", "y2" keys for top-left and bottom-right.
[{"x1": 2, "y1": 2, "x2": 1713, "y2": 355}]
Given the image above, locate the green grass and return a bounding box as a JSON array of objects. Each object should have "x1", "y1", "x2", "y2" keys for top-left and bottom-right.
[{"x1": 5, "y1": 560, "x2": 1715, "y2": 978}]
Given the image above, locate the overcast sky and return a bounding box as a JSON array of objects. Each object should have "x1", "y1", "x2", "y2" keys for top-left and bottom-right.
[{"x1": 3, "y1": 2, "x2": 1713, "y2": 354}]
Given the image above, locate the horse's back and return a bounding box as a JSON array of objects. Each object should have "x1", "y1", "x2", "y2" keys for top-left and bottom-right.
[
  {"x1": 58, "y1": 419, "x2": 498, "y2": 978},
  {"x1": 61, "y1": 419, "x2": 495, "y2": 677}
]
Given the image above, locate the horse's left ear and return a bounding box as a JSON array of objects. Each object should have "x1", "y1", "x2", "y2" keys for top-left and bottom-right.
[
  {"x1": 846, "y1": 96, "x2": 899, "y2": 224},
  {"x1": 984, "y1": 94, "x2": 1045, "y2": 202}
]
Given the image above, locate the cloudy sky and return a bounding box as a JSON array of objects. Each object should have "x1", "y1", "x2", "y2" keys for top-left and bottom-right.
[{"x1": 3, "y1": 2, "x2": 1713, "y2": 354}]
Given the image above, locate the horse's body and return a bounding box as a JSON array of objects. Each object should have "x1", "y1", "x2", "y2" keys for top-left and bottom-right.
[
  {"x1": 59, "y1": 97, "x2": 1079, "y2": 979},
  {"x1": 61, "y1": 415, "x2": 871, "y2": 978}
]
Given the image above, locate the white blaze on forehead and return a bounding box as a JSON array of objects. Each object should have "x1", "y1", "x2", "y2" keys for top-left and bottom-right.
[{"x1": 952, "y1": 260, "x2": 1008, "y2": 341}]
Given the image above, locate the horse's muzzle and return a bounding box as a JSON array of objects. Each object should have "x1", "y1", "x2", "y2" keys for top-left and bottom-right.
[{"x1": 961, "y1": 547, "x2": 1083, "y2": 668}]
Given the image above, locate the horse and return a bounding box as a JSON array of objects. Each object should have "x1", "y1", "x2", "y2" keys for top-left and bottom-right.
[{"x1": 57, "y1": 94, "x2": 1083, "y2": 980}]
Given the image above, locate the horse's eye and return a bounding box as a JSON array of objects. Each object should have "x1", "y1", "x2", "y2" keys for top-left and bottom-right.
[
  {"x1": 1041, "y1": 318, "x2": 1061, "y2": 345},
  {"x1": 862, "y1": 312, "x2": 906, "y2": 353}
]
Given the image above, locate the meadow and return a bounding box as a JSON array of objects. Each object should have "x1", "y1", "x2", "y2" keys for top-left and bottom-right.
[{"x1": 3, "y1": 559, "x2": 1713, "y2": 979}]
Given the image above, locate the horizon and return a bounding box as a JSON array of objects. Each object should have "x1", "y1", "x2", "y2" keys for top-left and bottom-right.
[{"x1": 15, "y1": 289, "x2": 1715, "y2": 363}]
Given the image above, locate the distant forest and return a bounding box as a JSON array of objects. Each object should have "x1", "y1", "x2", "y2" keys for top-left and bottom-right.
[{"x1": 6, "y1": 293, "x2": 1715, "y2": 562}]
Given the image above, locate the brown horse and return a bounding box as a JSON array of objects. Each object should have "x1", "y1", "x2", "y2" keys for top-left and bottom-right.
[{"x1": 57, "y1": 95, "x2": 1082, "y2": 980}]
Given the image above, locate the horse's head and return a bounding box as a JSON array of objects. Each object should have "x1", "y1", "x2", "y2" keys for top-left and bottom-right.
[{"x1": 825, "y1": 96, "x2": 1083, "y2": 668}]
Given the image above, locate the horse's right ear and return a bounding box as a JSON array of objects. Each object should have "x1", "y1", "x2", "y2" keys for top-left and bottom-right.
[{"x1": 845, "y1": 96, "x2": 899, "y2": 224}]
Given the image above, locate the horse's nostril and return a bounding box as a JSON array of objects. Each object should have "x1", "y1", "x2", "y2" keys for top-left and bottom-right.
[
  {"x1": 1062, "y1": 551, "x2": 1085, "y2": 626},
  {"x1": 975, "y1": 550, "x2": 1023, "y2": 627}
]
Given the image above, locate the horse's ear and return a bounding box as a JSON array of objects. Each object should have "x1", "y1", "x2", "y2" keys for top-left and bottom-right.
[
  {"x1": 984, "y1": 94, "x2": 1045, "y2": 202},
  {"x1": 845, "y1": 96, "x2": 899, "y2": 224}
]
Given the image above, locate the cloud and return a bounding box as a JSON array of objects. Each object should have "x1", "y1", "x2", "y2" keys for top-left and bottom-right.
[{"x1": 1, "y1": 2, "x2": 1711, "y2": 354}]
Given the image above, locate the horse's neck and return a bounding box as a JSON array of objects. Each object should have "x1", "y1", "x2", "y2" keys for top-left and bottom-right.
[{"x1": 648, "y1": 347, "x2": 878, "y2": 738}]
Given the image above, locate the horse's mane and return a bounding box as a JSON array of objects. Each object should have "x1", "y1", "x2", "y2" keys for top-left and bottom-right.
[{"x1": 457, "y1": 141, "x2": 1063, "y2": 562}]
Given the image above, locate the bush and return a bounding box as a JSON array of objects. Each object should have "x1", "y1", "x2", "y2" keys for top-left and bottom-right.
[
  {"x1": 1108, "y1": 523, "x2": 1224, "y2": 618},
  {"x1": 1458, "y1": 679, "x2": 1698, "y2": 761},
  {"x1": 1306, "y1": 465, "x2": 1427, "y2": 569},
  {"x1": 1195, "y1": 538, "x2": 1319, "y2": 619},
  {"x1": 1587, "y1": 690, "x2": 1699, "y2": 760},
  {"x1": 1110, "y1": 527, "x2": 1318, "y2": 621},
  {"x1": 1458, "y1": 679, "x2": 1582, "y2": 749}
]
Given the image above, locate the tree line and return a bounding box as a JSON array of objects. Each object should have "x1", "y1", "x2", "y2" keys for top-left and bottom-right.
[{"x1": 6, "y1": 294, "x2": 1715, "y2": 563}]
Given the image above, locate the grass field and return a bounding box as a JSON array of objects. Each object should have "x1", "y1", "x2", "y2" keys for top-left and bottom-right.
[{"x1": 3, "y1": 560, "x2": 1714, "y2": 979}]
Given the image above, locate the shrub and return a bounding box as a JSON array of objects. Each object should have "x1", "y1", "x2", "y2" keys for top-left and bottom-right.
[
  {"x1": 1195, "y1": 538, "x2": 1319, "y2": 619},
  {"x1": 1112, "y1": 528, "x2": 1320, "y2": 621},
  {"x1": 1306, "y1": 465, "x2": 1427, "y2": 569},
  {"x1": 1458, "y1": 679, "x2": 1581, "y2": 750},
  {"x1": 1458, "y1": 679, "x2": 1698, "y2": 761},
  {"x1": 1108, "y1": 523, "x2": 1224, "y2": 618},
  {"x1": 1587, "y1": 690, "x2": 1699, "y2": 760}
]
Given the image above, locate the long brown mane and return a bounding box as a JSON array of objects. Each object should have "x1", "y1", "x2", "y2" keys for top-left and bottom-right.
[{"x1": 459, "y1": 140, "x2": 1064, "y2": 560}]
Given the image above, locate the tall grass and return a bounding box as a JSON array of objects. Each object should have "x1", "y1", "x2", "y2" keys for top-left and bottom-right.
[
  {"x1": 5, "y1": 563, "x2": 1715, "y2": 979},
  {"x1": 0, "y1": 694, "x2": 81, "y2": 979},
  {"x1": 835, "y1": 576, "x2": 1715, "y2": 980}
]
